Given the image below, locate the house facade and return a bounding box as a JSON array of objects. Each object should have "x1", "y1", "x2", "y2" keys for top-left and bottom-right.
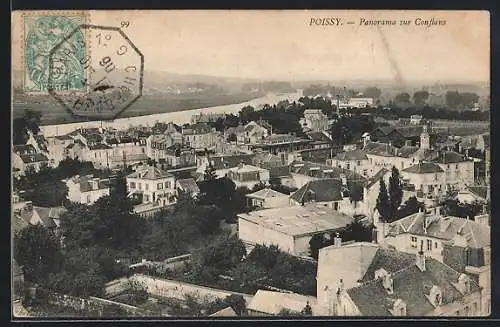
[
  {"x1": 65, "y1": 175, "x2": 111, "y2": 204},
  {"x1": 227, "y1": 163, "x2": 270, "y2": 189},
  {"x1": 126, "y1": 166, "x2": 177, "y2": 208}
]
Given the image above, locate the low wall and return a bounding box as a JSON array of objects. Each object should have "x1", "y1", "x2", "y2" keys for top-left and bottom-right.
[
  {"x1": 129, "y1": 274, "x2": 254, "y2": 304},
  {"x1": 38, "y1": 289, "x2": 150, "y2": 317}
]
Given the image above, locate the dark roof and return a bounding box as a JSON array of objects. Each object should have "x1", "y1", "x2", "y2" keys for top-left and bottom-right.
[
  {"x1": 365, "y1": 168, "x2": 390, "y2": 189},
  {"x1": 306, "y1": 131, "x2": 333, "y2": 143},
  {"x1": 402, "y1": 162, "x2": 443, "y2": 174},
  {"x1": 465, "y1": 186, "x2": 488, "y2": 200},
  {"x1": 443, "y1": 246, "x2": 486, "y2": 273},
  {"x1": 428, "y1": 151, "x2": 469, "y2": 164},
  {"x1": 334, "y1": 150, "x2": 368, "y2": 161},
  {"x1": 290, "y1": 178, "x2": 343, "y2": 203},
  {"x1": 183, "y1": 123, "x2": 214, "y2": 135},
  {"x1": 54, "y1": 135, "x2": 73, "y2": 141},
  {"x1": 176, "y1": 178, "x2": 200, "y2": 194},
  {"x1": 208, "y1": 153, "x2": 256, "y2": 170},
  {"x1": 347, "y1": 257, "x2": 479, "y2": 316},
  {"x1": 359, "y1": 248, "x2": 419, "y2": 283},
  {"x1": 397, "y1": 146, "x2": 420, "y2": 158},
  {"x1": 13, "y1": 144, "x2": 37, "y2": 155},
  {"x1": 88, "y1": 143, "x2": 112, "y2": 150},
  {"x1": 363, "y1": 142, "x2": 398, "y2": 157},
  {"x1": 297, "y1": 147, "x2": 341, "y2": 164},
  {"x1": 19, "y1": 153, "x2": 49, "y2": 163},
  {"x1": 84, "y1": 133, "x2": 103, "y2": 143},
  {"x1": 375, "y1": 126, "x2": 396, "y2": 136}
]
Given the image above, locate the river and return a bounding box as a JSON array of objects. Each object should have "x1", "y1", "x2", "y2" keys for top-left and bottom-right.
[{"x1": 39, "y1": 90, "x2": 304, "y2": 137}]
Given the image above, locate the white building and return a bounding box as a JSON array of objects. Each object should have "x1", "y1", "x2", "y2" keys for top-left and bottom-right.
[
  {"x1": 237, "y1": 204, "x2": 354, "y2": 256},
  {"x1": 245, "y1": 188, "x2": 289, "y2": 209},
  {"x1": 316, "y1": 242, "x2": 487, "y2": 316},
  {"x1": 300, "y1": 109, "x2": 330, "y2": 132},
  {"x1": 126, "y1": 166, "x2": 177, "y2": 207},
  {"x1": 227, "y1": 163, "x2": 270, "y2": 189},
  {"x1": 65, "y1": 175, "x2": 111, "y2": 205}
]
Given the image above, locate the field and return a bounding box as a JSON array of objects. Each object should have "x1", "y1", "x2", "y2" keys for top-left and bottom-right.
[{"x1": 12, "y1": 92, "x2": 265, "y2": 125}]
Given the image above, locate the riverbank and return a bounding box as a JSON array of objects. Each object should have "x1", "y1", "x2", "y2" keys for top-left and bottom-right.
[{"x1": 39, "y1": 90, "x2": 303, "y2": 137}]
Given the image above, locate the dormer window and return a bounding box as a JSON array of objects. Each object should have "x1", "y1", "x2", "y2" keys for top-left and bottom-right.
[
  {"x1": 454, "y1": 274, "x2": 471, "y2": 294},
  {"x1": 426, "y1": 285, "x2": 443, "y2": 307},
  {"x1": 389, "y1": 299, "x2": 407, "y2": 316}
]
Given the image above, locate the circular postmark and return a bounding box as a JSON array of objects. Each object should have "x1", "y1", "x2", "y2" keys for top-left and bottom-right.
[{"x1": 47, "y1": 24, "x2": 144, "y2": 120}]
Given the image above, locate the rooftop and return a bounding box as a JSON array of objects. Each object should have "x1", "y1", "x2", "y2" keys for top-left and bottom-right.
[
  {"x1": 176, "y1": 178, "x2": 200, "y2": 194},
  {"x1": 68, "y1": 175, "x2": 110, "y2": 192},
  {"x1": 334, "y1": 150, "x2": 368, "y2": 161},
  {"x1": 347, "y1": 256, "x2": 480, "y2": 316},
  {"x1": 363, "y1": 142, "x2": 398, "y2": 157},
  {"x1": 402, "y1": 162, "x2": 443, "y2": 174},
  {"x1": 246, "y1": 188, "x2": 288, "y2": 200},
  {"x1": 290, "y1": 179, "x2": 343, "y2": 204},
  {"x1": 128, "y1": 166, "x2": 174, "y2": 180},
  {"x1": 238, "y1": 204, "x2": 354, "y2": 237},
  {"x1": 386, "y1": 213, "x2": 490, "y2": 249},
  {"x1": 247, "y1": 290, "x2": 317, "y2": 315}
]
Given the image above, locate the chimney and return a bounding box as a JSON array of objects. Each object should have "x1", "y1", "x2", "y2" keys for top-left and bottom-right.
[
  {"x1": 334, "y1": 232, "x2": 342, "y2": 248},
  {"x1": 416, "y1": 244, "x2": 426, "y2": 272}
]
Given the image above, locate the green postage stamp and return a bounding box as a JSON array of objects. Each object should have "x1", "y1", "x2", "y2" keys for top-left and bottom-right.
[{"x1": 22, "y1": 12, "x2": 89, "y2": 94}]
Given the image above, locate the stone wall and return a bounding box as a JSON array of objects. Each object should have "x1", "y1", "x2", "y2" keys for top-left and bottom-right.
[{"x1": 129, "y1": 274, "x2": 254, "y2": 304}]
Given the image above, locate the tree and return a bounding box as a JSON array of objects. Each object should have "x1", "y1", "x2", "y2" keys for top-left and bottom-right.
[
  {"x1": 413, "y1": 90, "x2": 429, "y2": 105},
  {"x1": 388, "y1": 166, "x2": 403, "y2": 220},
  {"x1": 14, "y1": 224, "x2": 63, "y2": 283},
  {"x1": 397, "y1": 196, "x2": 425, "y2": 219},
  {"x1": 224, "y1": 294, "x2": 246, "y2": 315},
  {"x1": 13, "y1": 109, "x2": 42, "y2": 145},
  {"x1": 239, "y1": 106, "x2": 256, "y2": 124},
  {"x1": 309, "y1": 234, "x2": 328, "y2": 260},
  {"x1": 394, "y1": 92, "x2": 411, "y2": 105},
  {"x1": 348, "y1": 182, "x2": 364, "y2": 206},
  {"x1": 376, "y1": 178, "x2": 391, "y2": 223},
  {"x1": 341, "y1": 220, "x2": 373, "y2": 243},
  {"x1": 203, "y1": 164, "x2": 217, "y2": 181},
  {"x1": 363, "y1": 87, "x2": 382, "y2": 100}
]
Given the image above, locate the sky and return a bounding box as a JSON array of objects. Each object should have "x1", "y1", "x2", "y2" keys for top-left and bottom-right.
[{"x1": 12, "y1": 10, "x2": 489, "y2": 83}]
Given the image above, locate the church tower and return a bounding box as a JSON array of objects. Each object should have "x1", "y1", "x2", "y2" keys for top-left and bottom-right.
[{"x1": 420, "y1": 124, "x2": 430, "y2": 150}]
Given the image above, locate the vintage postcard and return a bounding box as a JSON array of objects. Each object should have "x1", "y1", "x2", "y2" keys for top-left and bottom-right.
[{"x1": 11, "y1": 10, "x2": 490, "y2": 319}]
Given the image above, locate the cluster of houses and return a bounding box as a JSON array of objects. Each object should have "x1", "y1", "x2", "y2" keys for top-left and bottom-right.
[{"x1": 12, "y1": 109, "x2": 490, "y2": 317}]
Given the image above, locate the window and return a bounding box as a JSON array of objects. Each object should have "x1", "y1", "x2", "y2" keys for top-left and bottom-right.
[
  {"x1": 435, "y1": 293, "x2": 441, "y2": 307},
  {"x1": 144, "y1": 194, "x2": 149, "y2": 202},
  {"x1": 411, "y1": 236, "x2": 417, "y2": 248},
  {"x1": 473, "y1": 302, "x2": 478, "y2": 315},
  {"x1": 346, "y1": 163, "x2": 350, "y2": 170},
  {"x1": 145, "y1": 183, "x2": 149, "y2": 191},
  {"x1": 157, "y1": 183, "x2": 163, "y2": 190},
  {"x1": 434, "y1": 174, "x2": 438, "y2": 181},
  {"x1": 464, "y1": 306, "x2": 469, "y2": 316},
  {"x1": 138, "y1": 183, "x2": 142, "y2": 190},
  {"x1": 165, "y1": 181, "x2": 171, "y2": 189},
  {"x1": 427, "y1": 239, "x2": 432, "y2": 251},
  {"x1": 456, "y1": 164, "x2": 459, "y2": 170},
  {"x1": 86, "y1": 195, "x2": 91, "y2": 203},
  {"x1": 334, "y1": 202, "x2": 339, "y2": 210},
  {"x1": 434, "y1": 242, "x2": 438, "y2": 249},
  {"x1": 130, "y1": 182, "x2": 136, "y2": 189},
  {"x1": 142, "y1": 148, "x2": 145, "y2": 153},
  {"x1": 357, "y1": 160, "x2": 361, "y2": 166},
  {"x1": 455, "y1": 310, "x2": 460, "y2": 316}
]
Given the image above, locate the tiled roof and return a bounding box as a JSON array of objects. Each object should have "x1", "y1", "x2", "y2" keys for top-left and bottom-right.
[
  {"x1": 359, "y1": 248, "x2": 417, "y2": 283},
  {"x1": 363, "y1": 142, "x2": 398, "y2": 157},
  {"x1": 402, "y1": 162, "x2": 443, "y2": 174},
  {"x1": 248, "y1": 290, "x2": 317, "y2": 315},
  {"x1": 365, "y1": 168, "x2": 390, "y2": 189},
  {"x1": 208, "y1": 154, "x2": 256, "y2": 170},
  {"x1": 334, "y1": 150, "x2": 368, "y2": 161},
  {"x1": 238, "y1": 204, "x2": 353, "y2": 237},
  {"x1": 19, "y1": 152, "x2": 49, "y2": 163},
  {"x1": 429, "y1": 151, "x2": 469, "y2": 164},
  {"x1": 128, "y1": 166, "x2": 174, "y2": 180},
  {"x1": 297, "y1": 147, "x2": 341, "y2": 164},
  {"x1": 13, "y1": 144, "x2": 37, "y2": 155},
  {"x1": 183, "y1": 123, "x2": 213, "y2": 135},
  {"x1": 176, "y1": 178, "x2": 200, "y2": 194},
  {"x1": 54, "y1": 135, "x2": 73, "y2": 141},
  {"x1": 290, "y1": 178, "x2": 343, "y2": 203},
  {"x1": 386, "y1": 213, "x2": 490, "y2": 249},
  {"x1": 246, "y1": 188, "x2": 288, "y2": 200},
  {"x1": 347, "y1": 257, "x2": 479, "y2": 316},
  {"x1": 464, "y1": 185, "x2": 488, "y2": 200},
  {"x1": 307, "y1": 131, "x2": 333, "y2": 143},
  {"x1": 252, "y1": 152, "x2": 283, "y2": 166}
]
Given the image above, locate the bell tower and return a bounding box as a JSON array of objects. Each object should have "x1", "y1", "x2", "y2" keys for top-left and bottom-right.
[{"x1": 420, "y1": 124, "x2": 430, "y2": 150}]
